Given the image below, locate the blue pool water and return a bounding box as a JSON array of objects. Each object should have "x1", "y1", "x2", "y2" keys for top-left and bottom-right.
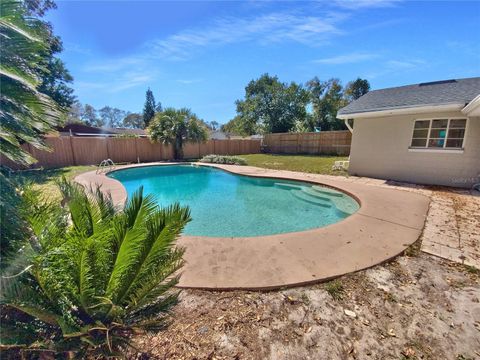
[{"x1": 108, "y1": 165, "x2": 359, "y2": 237}]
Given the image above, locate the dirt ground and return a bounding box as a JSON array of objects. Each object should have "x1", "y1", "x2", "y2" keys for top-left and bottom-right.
[{"x1": 134, "y1": 188, "x2": 480, "y2": 360}]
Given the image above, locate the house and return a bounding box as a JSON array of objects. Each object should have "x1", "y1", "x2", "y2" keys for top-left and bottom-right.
[
  {"x1": 209, "y1": 130, "x2": 231, "y2": 140},
  {"x1": 57, "y1": 124, "x2": 147, "y2": 137},
  {"x1": 337, "y1": 77, "x2": 480, "y2": 188}
]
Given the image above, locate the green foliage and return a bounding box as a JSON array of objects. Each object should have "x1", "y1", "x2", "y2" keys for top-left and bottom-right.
[
  {"x1": 123, "y1": 112, "x2": 144, "y2": 129},
  {"x1": 99, "y1": 106, "x2": 127, "y2": 128},
  {"x1": 325, "y1": 279, "x2": 344, "y2": 300},
  {"x1": 0, "y1": 0, "x2": 64, "y2": 165},
  {"x1": 200, "y1": 155, "x2": 247, "y2": 165},
  {"x1": 221, "y1": 115, "x2": 251, "y2": 137},
  {"x1": 234, "y1": 73, "x2": 309, "y2": 135},
  {"x1": 148, "y1": 107, "x2": 209, "y2": 159},
  {"x1": 143, "y1": 88, "x2": 156, "y2": 128},
  {"x1": 0, "y1": 171, "x2": 28, "y2": 268},
  {"x1": 0, "y1": 180, "x2": 190, "y2": 357},
  {"x1": 344, "y1": 77, "x2": 370, "y2": 102},
  {"x1": 306, "y1": 77, "x2": 347, "y2": 131},
  {"x1": 228, "y1": 74, "x2": 370, "y2": 134}
]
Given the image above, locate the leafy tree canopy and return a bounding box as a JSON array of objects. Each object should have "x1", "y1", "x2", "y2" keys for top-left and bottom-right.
[
  {"x1": 234, "y1": 74, "x2": 309, "y2": 135},
  {"x1": 0, "y1": 0, "x2": 64, "y2": 165},
  {"x1": 345, "y1": 78, "x2": 370, "y2": 102},
  {"x1": 227, "y1": 74, "x2": 370, "y2": 134},
  {"x1": 148, "y1": 107, "x2": 208, "y2": 159},
  {"x1": 99, "y1": 106, "x2": 127, "y2": 128},
  {"x1": 123, "y1": 112, "x2": 144, "y2": 129}
]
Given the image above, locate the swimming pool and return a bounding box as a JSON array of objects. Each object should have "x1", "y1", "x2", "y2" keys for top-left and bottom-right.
[{"x1": 108, "y1": 165, "x2": 359, "y2": 237}]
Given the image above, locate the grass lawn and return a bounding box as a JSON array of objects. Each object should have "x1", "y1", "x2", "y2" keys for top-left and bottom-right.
[
  {"x1": 11, "y1": 165, "x2": 95, "y2": 201},
  {"x1": 241, "y1": 154, "x2": 349, "y2": 176}
]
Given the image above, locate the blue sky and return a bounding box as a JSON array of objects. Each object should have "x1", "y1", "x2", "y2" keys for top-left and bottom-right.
[{"x1": 48, "y1": 0, "x2": 480, "y2": 124}]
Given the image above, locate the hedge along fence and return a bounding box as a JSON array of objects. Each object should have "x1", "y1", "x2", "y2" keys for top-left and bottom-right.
[
  {"x1": 1, "y1": 136, "x2": 262, "y2": 170},
  {"x1": 263, "y1": 130, "x2": 351, "y2": 156}
]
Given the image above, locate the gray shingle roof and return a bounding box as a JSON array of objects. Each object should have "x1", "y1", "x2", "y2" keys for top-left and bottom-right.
[{"x1": 338, "y1": 77, "x2": 480, "y2": 115}]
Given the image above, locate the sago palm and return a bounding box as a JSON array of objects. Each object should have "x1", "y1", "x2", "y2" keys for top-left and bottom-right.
[
  {"x1": 0, "y1": 180, "x2": 190, "y2": 357},
  {"x1": 0, "y1": 0, "x2": 63, "y2": 165},
  {"x1": 147, "y1": 107, "x2": 208, "y2": 160}
]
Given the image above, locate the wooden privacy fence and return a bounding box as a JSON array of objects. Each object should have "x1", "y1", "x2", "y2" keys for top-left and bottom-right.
[
  {"x1": 263, "y1": 131, "x2": 351, "y2": 156},
  {"x1": 2, "y1": 136, "x2": 262, "y2": 170}
]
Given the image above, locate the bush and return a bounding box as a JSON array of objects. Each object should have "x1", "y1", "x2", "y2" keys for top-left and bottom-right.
[
  {"x1": 0, "y1": 180, "x2": 190, "y2": 357},
  {"x1": 199, "y1": 154, "x2": 247, "y2": 165}
]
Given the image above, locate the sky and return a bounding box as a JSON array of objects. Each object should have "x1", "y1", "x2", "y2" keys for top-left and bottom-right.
[{"x1": 47, "y1": 0, "x2": 480, "y2": 124}]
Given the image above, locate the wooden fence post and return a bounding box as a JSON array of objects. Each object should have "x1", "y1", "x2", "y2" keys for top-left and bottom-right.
[{"x1": 69, "y1": 135, "x2": 77, "y2": 166}]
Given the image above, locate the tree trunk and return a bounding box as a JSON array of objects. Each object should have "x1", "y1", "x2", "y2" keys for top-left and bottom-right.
[{"x1": 174, "y1": 136, "x2": 183, "y2": 160}]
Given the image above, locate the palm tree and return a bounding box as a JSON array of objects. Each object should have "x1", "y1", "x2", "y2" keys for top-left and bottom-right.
[
  {"x1": 0, "y1": 0, "x2": 63, "y2": 165},
  {"x1": 147, "y1": 107, "x2": 208, "y2": 160},
  {"x1": 0, "y1": 180, "x2": 190, "y2": 357}
]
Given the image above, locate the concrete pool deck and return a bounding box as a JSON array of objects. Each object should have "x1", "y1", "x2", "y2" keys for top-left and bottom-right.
[{"x1": 75, "y1": 162, "x2": 430, "y2": 290}]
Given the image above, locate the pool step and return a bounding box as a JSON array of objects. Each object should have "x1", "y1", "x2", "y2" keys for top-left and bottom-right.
[
  {"x1": 301, "y1": 188, "x2": 331, "y2": 202},
  {"x1": 291, "y1": 190, "x2": 332, "y2": 208},
  {"x1": 311, "y1": 185, "x2": 343, "y2": 197},
  {"x1": 330, "y1": 197, "x2": 359, "y2": 215},
  {"x1": 274, "y1": 182, "x2": 304, "y2": 190}
]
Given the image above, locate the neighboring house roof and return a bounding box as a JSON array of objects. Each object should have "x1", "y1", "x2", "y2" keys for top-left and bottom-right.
[
  {"x1": 338, "y1": 77, "x2": 480, "y2": 116},
  {"x1": 209, "y1": 130, "x2": 230, "y2": 139},
  {"x1": 57, "y1": 124, "x2": 146, "y2": 136},
  {"x1": 57, "y1": 124, "x2": 117, "y2": 135},
  {"x1": 105, "y1": 128, "x2": 147, "y2": 136}
]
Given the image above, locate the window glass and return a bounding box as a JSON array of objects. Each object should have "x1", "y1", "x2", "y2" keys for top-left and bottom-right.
[
  {"x1": 446, "y1": 139, "x2": 463, "y2": 148},
  {"x1": 429, "y1": 129, "x2": 447, "y2": 138},
  {"x1": 411, "y1": 138, "x2": 427, "y2": 147},
  {"x1": 414, "y1": 120, "x2": 430, "y2": 129},
  {"x1": 413, "y1": 129, "x2": 428, "y2": 138},
  {"x1": 447, "y1": 128, "x2": 465, "y2": 139},
  {"x1": 411, "y1": 118, "x2": 466, "y2": 149},
  {"x1": 432, "y1": 119, "x2": 448, "y2": 128},
  {"x1": 449, "y1": 119, "x2": 466, "y2": 128},
  {"x1": 428, "y1": 138, "x2": 445, "y2": 148}
]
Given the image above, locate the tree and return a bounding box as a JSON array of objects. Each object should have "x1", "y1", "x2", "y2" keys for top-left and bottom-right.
[
  {"x1": 208, "y1": 121, "x2": 219, "y2": 131},
  {"x1": 0, "y1": 0, "x2": 64, "y2": 165},
  {"x1": 123, "y1": 113, "x2": 144, "y2": 129},
  {"x1": 344, "y1": 78, "x2": 370, "y2": 102},
  {"x1": 306, "y1": 77, "x2": 347, "y2": 131},
  {"x1": 148, "y1": 108, "x2": 209, "y2": 160},
  {"x1": 221, "y1": 116, "x2": 251, "y2": 136},
  {"x1": 25, "y1": 0, "x2": 75, "y2": 110},
  {"x1": 234, "y1": 74, "x2": 309, "y2": 135},
  {"x1": 65, "y1": 101, "x2": 84, "y2": 124},
  {"x1": 82, "y1": 104, "x2": 103, "y2": 127},
  {"x1": 1, "y1": 181, "x2": 190, "y2": 356},
  {"x1": 99, "y1": 106, "x2": 127, "y2": 128},
  {"x1": 143, "y1": 88, "x2": 156, "y2": 128}
]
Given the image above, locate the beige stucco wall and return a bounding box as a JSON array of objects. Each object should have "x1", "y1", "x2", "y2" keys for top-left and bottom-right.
[{"x1": 348, "y1": 111, "x2": 480, "y2": 188}]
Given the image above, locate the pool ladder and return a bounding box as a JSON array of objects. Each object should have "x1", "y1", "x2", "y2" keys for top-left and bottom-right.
[{"x1": 96, "y1": 159, "x2": 116, "y2": 174}]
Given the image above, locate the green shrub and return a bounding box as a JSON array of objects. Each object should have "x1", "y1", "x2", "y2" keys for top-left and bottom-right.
[
  {"x1": 0, "y1": 170, "x2": 28, "y2": 268},
  {"x1": 0, "y1": 180, "x2": 190, "y2": 357},
  {"x1": 200, "y1": 154, "x2": 247, "y2": 165}
]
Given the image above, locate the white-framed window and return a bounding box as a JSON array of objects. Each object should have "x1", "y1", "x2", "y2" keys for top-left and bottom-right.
[{"x1": 410, "y1": 118, "x2": 467, "y2": 149}]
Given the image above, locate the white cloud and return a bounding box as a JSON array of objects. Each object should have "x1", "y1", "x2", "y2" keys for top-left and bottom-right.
[
  {"x1": 76, "y1": 70, "x2": 155, "y2": 93},
  {"x1": 385, "y1": 59, "x2": 425, "y2": 69},
  {"x1": 147, "y1": 12, "x2": 343, "y2": 60},
  {"x1": 177, "y1": 79, "x2": 203, "y2": 84},
  {"x1": 313, "y1": 52, "x2": 377, "y2": 64},
  {"x1": 333, "y1": 0, "x2": 401, "y2": 10}
]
